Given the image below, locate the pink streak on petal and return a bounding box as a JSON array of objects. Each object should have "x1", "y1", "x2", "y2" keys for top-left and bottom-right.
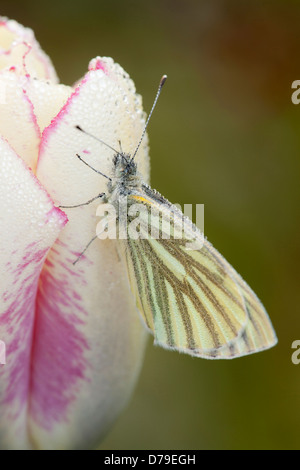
[
  {"x1": 21, "y1": 41, "x2": 31, "y2": 76},
  {"x1": 38, "y1": 76, "x2": 88, "y2": 163},
  {"x1": 45, "y1": 206, "x2": 67, "y2": 225},
  {"x1": 22, "y1": 87, "x2": 41, "y2": 141},
  {"x1": 30, "y1": 258, "x2": 90, "y2": 430},
  {"x1": 0, "y1": 138, "x2": 69, "y2": 447},
  {"x1": 88, "y1": 58, "x2": 108, "y2": 74},
  {"x1": 0, "y1": 244, "x2": 48, "y2": 419}
]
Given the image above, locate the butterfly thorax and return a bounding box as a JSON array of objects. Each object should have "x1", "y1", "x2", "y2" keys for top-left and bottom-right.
[{"x1": 107, "y1": 152, "x2": 143, "y2": 200}]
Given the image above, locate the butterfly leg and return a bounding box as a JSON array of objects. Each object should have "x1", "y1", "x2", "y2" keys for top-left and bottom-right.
[
  {"x1": 73, "y1": 235, "x2": 98, "y2": 265},
  {"x1": 72, "y1": 220, "x2": 112, "y2": 265},
  {"x1": 59, "y1": 192, "x2": 106, "y2": 209}
]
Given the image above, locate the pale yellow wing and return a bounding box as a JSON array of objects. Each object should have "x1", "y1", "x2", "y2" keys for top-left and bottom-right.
[{"x1": 118, "y1": 189, "x2": 277, "y2": 359}]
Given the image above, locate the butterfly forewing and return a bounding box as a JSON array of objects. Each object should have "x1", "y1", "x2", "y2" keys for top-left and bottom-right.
[{"x1": 119, "y1": 187, "x2": 277, "y2": 359}]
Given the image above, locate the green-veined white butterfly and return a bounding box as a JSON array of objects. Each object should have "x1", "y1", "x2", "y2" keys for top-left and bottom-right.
[{"x1": 61, "y1": 75, "x2": 277, "y2": 359}]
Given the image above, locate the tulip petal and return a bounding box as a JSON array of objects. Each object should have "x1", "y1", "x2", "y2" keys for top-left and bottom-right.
[
  {"x1": 0, "y1": 72, "x2": 41, "y2": 170},
  {"x1": 31, "y1": 58, "x2": 149, "y2": 449},
  {"x1": 23, "y1": 79, "x2": 72, "y2": 132},
  {"x1": 0, "y1": 17, "x2": 58, "y2": 82},
  {"x1": 0, "y1": 70, "x2": 72, "y2": 171},
  {"x1": 0, "y1": 137, "x2": 67, "y2": 449}
]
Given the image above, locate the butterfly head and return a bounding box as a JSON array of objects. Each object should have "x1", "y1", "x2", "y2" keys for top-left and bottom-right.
[{"x1": 112, "y1": 152, "x2": 137, "y2": 178}]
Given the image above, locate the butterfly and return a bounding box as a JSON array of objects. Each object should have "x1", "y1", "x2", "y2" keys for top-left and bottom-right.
[{"x1": 60, "y1": 75, "x2": 277, "y2": 359}]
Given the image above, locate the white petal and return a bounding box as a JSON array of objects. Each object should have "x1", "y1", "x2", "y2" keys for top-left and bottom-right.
[
  {"x1": 0, "y1": 17, "x2": 58, "y2": 82},
  {"x1": 0, "y1": 137, "x2": 67, "y2": 449},
  {"x1": 30, "y1": 58, "x2": 149, "y2": 449}
]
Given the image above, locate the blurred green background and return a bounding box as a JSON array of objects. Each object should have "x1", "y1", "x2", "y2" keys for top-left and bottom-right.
[{"x1": 3, "y1": 0, "x2": 300, "y2": 450}]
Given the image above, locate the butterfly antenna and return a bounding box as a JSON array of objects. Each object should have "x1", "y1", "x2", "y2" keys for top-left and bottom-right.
[
  {"x1": 131, "y1": 74, "x2": 167, "y2": 161},
  {"x1": 75, "y1": 125, "x2": 119, "y2": 154}
]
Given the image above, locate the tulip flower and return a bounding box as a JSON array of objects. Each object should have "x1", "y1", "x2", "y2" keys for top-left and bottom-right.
[{"x1": 0, "y1": 17, "x2": 149, "y2": 449}]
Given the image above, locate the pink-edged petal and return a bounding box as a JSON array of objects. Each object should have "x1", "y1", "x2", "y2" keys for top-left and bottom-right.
[
  {"x1": 23, "y1": 79, "x2": 72, "y2": 132},
  {"x1": 32, "y1": 58, "x2": 149, "y2": 449},
  {"x1": 0, "y1": 71, "x2": 72, "y2": 170},
  {"x1": 0, "y1": 137, "x2": 67, "y2": 450},
  {"x1": 0, "y1": 17, "x2": 58, "y2": 82},
  {"x1": 0, "y1": 71, "x2": 41, "y2": 170}
]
